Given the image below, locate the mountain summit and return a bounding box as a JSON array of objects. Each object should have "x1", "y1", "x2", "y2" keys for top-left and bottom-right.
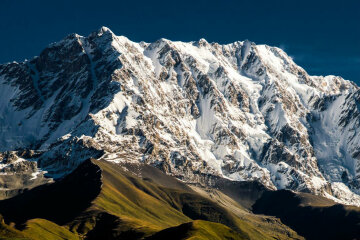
[{"x1": 0, "y1": 26, "x2": 359, "y2": 206}]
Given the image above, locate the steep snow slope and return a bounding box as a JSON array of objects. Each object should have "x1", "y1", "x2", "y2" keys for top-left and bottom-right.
[{"x1": 0, "y1": 27, "x2": 359, "y2": 205}]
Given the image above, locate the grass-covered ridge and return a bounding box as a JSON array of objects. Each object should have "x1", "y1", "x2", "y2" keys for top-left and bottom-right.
[
  {"x1": 70, "y1": 160, "x2": 302, "y2": 239},
  {"x1": 0, "y1": 159, "x2": 304, "y2": 239},
  {"x1": 0, "y1": 216, "x2": 79, "y2": 240},
  {"x1": 22, "y1": 219, "x2": 80, "y2": 240},
  {"x1": 145, "y1": 220, "x2": 247, "y2": 240}
]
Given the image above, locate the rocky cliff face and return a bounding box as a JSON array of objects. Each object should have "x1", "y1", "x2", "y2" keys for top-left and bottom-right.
[{"x1": 0, "y1": 27, "x2": 359, "y2": 205}]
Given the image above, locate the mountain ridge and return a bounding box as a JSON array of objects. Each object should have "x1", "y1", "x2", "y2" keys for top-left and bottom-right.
[
  {"x1": 0, "y1": 158, "x2": 306, "y2": 240},
  {"x1": 0, "y1": 26, "x2": 359, "y2": 207}
]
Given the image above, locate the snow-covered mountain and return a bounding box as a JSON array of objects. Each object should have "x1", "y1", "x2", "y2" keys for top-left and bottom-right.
[{"x1": 0, "y1": 27, "x2": 359, "y2": 205}]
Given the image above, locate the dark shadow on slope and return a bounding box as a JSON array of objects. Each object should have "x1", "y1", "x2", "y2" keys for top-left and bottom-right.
[
  {"x1": 84, "y1": 211, "x2": 145, "y2": 240},
  {"x1": 179, "y1": 192, "x2": 237, "y2": 229},
  {"x1": 120, "y1": 162, "x2": 193, "y2": 192},
  {"x1": 144, "y1": 220, "x2": 247, "y2": 240},
  {"x1": 0, "y1": 159, "x2": 102, "y2": 227},
  {"x1": 212, "y1": 176, "x2": 270, "y2": 210},
  {"x1": 252, "y1": 190, "x2": 360, "y2": 240},
  {"x1": 144, "y1": 222, "x2": 191, "y2": 240}
]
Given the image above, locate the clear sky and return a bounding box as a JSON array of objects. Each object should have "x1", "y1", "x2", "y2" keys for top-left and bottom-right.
[{"x1": 1, "y1": 0, "x2": 359, "y2": 84}]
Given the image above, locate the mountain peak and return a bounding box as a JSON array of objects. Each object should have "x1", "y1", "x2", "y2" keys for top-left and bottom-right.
[
  {"x1": 97, "y1": 26, "x2": 113, "y2": 35},
  {"x1": 195, "y1": 38, "x2": 209, "y2": 47},
  {"x1": 88, "y1": 26, "x2": 116, "y2": 40}
]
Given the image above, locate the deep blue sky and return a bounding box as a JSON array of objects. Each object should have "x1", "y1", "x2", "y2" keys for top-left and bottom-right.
[{"x1": 1, "y1": 0, "x2": 359, "y2": 84}]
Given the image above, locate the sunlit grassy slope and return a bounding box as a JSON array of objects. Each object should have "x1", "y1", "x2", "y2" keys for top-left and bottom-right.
[
  {"x1": 0, "y1": 159, "x2": 304, "y2": 239},
  {"x1": 22, "y1": 219, "x2": 79, "y2": 240},
  {"x1": 69, "y1": 160, "x2": 302, "y2": 239},
  {"x1": 145, "y1": 220, "x2": 247, "y2": 240},
  {"x1": 0, "y1": 215, "x2": 27, "y2": 240},
  {"x1": 0, "y1": 217, "x2": 79, "y2": 240}
]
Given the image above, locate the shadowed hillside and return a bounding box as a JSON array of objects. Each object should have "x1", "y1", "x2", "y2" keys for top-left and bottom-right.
[
  {"x1": 1, "y1": 157, "x2": 358, "y2": 240},
  {"x1": 0, "y1": 160, "x2": 101, "y2": 226},
  {"x1": 0, "y1": 159, "x2": 303, "y2": 239},
  {"x1": 252, "y1": 190, "x2": 360, "y2": 240}
]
